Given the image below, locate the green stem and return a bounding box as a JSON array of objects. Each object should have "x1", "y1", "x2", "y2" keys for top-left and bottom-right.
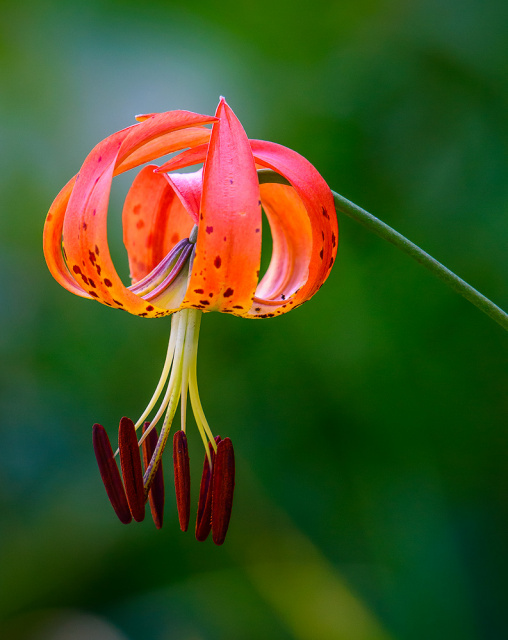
[{"x1": 257, "y1": 170, "x2": 508, "y2": 331}]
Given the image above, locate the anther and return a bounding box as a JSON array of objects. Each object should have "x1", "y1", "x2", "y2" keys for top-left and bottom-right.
[
  {"x1": 173, "y1": 430, "x2": 191, "y2": 532},
  {"x1": 92, "y1": 424, "x2": 132, "y2": 524},
  {"x1": 195, "y1": 436, "x2": 221, "y2": 542},
  {"x1": 211, "y1": 437, "x2": 235, "y2": 545},
  {"x1": 142, "y1": 422, "x2": 165, "y2": 529},
  {"x1": 118, "y1": 416, "x2": 146, "y2": 522}
]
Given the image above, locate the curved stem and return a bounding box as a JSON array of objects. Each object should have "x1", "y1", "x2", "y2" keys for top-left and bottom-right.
[{"x1": 257, "y1": 170, "x2": 508, "y2": 331}]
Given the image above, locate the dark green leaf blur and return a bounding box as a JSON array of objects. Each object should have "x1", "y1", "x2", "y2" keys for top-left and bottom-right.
[{"x1": 1, "y1": 1, "x2": 507, "y2": 638}]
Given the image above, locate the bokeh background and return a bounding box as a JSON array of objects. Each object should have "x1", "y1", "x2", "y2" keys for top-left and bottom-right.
[{"x1": 1, "y1": 0, "x2": 507, "y2": 638}]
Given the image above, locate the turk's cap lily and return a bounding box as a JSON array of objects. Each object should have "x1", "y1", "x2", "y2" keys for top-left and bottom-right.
[
  {"x1": 44, "y1": 98, "x2": 337, "y2": 544},
  {"x1": 44, "y1": 98, "x2": 338, "y2": 319}
]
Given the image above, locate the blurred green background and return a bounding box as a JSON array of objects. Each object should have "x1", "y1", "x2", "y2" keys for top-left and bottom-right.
[{"x1": 1, "y1": 0, "x2": 507, "y2": 638}]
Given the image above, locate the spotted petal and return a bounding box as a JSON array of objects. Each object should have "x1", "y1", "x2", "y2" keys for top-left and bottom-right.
[{"x1": 46, "y1": 110, "x2": 216, "y2": 318}]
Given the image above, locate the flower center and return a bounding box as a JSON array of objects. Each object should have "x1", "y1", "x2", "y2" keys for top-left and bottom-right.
[{"x1": 128, "y1": 225, "x2": 198, "y2": 309}]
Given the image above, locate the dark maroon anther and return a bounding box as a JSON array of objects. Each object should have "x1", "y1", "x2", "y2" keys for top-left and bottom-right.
[
  {"x1": 173, "y1": 430, "x2": 191, "y2": 532},
  {"x1": 211, "y1": 437, "x2": 235, "y2": 545},
  {"x1": 92, "y1": 424, "x2": 132, "y2": 524},
  {"x1": 142, "y1": 422, "x2": 164, "y2": 529},
  {"x1": 118, "y1": 416, "x2": 145, "y2": 522},
  {"x1": 195, "y1": 436, "x2": 221, "y2": 542}
]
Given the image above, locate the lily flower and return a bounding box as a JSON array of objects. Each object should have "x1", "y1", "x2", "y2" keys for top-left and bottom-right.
[{"x1": 44, "y1": 98, "x2": 338, "y2": 544}]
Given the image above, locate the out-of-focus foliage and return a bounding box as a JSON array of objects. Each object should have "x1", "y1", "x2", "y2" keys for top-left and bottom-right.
[{"x1": 0, "y1": 1, "x2": 507, "y2": 638}]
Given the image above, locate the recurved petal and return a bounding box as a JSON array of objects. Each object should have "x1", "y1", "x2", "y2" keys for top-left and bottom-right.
[
  {"x1": 123, "y1": 166, "x2": 194, "y2": 283},
  {"x1": 43, "y1": 175, "x2": 92, "y2": 299},
  {"x1": 247, "y1": 140, "x2": 338, "y2": 317},
  {"x1": 253, "y1": 182, "x2": 313, "y2": 314},
  {"x1": 61, "y1": 110, "x2": 215, "y2": 318},
  {"x1": 183, "y1": 99, "x2": 261, "y2": 315},
  {"x1": 115, "y1": 126, "x2": 212, "y2": 175}
]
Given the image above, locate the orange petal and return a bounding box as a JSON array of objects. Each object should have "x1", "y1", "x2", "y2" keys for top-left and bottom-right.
[
  {"x1": 43, "y1": 175, "x2": 92, "y2": 299},
  {"x1": 122, "y1": 166, "x2": 194, "y2": 283},
  {"x1": 61, "y1": 110, "x2": 215, "y2": 318},
  {"x1": 253, "y1": 182, "x2": 313, "y2": 312},
  {"x1": 115, "y1": 127, "x2": 211, "y2": 175},
  {"x1": 247, "y1": 140, "x2": 338, "y2": 317},
  {"x1": 183, "y1": 99, "x2": 261, "y2": 316}
]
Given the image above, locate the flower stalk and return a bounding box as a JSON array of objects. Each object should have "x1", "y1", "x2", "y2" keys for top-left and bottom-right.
[{"x1": 258, "y1": 170, "x2": 508, "y2": 331}]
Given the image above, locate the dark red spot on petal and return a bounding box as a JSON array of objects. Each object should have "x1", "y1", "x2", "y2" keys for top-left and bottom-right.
[
  {"x1": 92, "y1": 424, "x2": 132, "y2": 524},
  {"x1": 88, "y1": 290, "x2": 98, "y2": 297},
  {"x1": 173, "y1": 430, "x2": 190, "y2": 532},
  {"x1": 206, "y1": 226, "x2": 214, "y2": 234},
  {"x1": 88, "y1": 278, "x2": 96, "y2": 288},
  {"x1": 104, "y1": 279, "x2": 113, "y2": 287},
  {"x1": 142, "y1": 423, "x2": 164, "y2": 529},
  {"x1": 319, "y1": 248, "x2": 323, "y2": 260},
  {"x1": 95, "y1": 245, "x2": 100, "y2": 255},
  {"x1": 89, "y1": 250, "x2": 96, "y2": 265},
  {"x1": 223, "y1": 288, "x2": 234, "y2": 298},
  {"x1": 255, "y1": 307, "x2": 261, "y2": 312},
  {"x1": 136, "y1": 219, "x2": 145, "y2": 229},
  {"x1": 146, "y1": 305, "x2": 154, "y2": 311},
  {"x1": 73, "y1": 265, "x2": 81, "y2": 274},
  {"x1": 255, "y1": 228, "x2": 260, "y2": 233},
  {"x1": 82, "y1": 222, "x2": 88, "y2": 231},
  {"x1": 194, "y1": 288, "x2": 204, "y2": 294},
  {"x1": 113, "y1": 299, "x2": 124, "y2": 306},
  {"x1": 322, "y1": 206, "x2": 330, "y2": 219},
  {"x1": 233, "y1": 305, "x2": 243, "y2": 309},
  {"x1": 332, "y1": 233, "x2": 336, "y2": 247},
  {"x1": 214, "y1": 256, "x2": 221, "y2": 269},
  {"x1": 329, "y1": 256, "x2": 334, "y2": 268},
  {"x1": 211, "y1": 438, "x2": 235, "y2": 545},
  {"x1": 200, "y1": 300, "x2": 210, "y2": 305},
  {"x1": 118, "y1": 417, "x2": 145, "y2": 522}
]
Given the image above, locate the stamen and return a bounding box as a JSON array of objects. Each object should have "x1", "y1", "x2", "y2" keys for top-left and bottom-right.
[
  {"x1": 135, "y1": 316, "x2": 179, "y2": 433},
  {"x1": 142, "y1": 311, "x2": 188, "y2": 491},
  {"x1": 211, "y1": 437, "x2": 235, "y2": 545},
  {"x1": 173, "y1": 430, "x2": 191, "y2": 532},
  {"x1": 187, "y1": 312, "x2": 216, "y2": 456},
  {"x1": 118, "y1": 416, "x2": 146, "y2": 522},
  {"x1": 92, "y1": 424, "x2": 132, "y2": 524},
  {"x1": 142, "y1": 422, "x2": 164, "y2": 529},
  {"x1": 196, "y1": 435, "x2": 221, "y2": 542}
]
